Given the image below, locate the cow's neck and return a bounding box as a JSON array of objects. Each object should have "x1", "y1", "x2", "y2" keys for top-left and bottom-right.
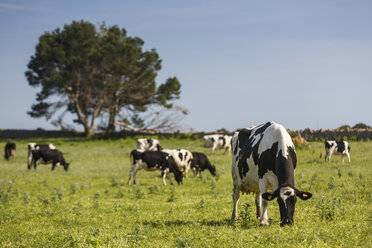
[{"x1": 275, "y1": 149, "x2": 295, "y2": 188}]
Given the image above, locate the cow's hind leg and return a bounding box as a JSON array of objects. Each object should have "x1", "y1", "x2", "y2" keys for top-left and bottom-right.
[
  {"x1": 231, "y1": 184, "x2": 240, "y2": 221},
  {"x1": 128, "y1": 164, "x2": 139, "y2": 184}
]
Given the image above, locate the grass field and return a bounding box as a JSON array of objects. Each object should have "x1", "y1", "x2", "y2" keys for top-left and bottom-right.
[{"x1": 0, "y1": 137, "x2": 371, "y2": 247}]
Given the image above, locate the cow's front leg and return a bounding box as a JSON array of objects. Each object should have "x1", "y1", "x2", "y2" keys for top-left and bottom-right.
[
  {"x1": 211, "y1": 144, "x2": 217, "y2": 155},
  {"x1": 231, "y1": 183, "x2": 240, "y2": 221},
  {"x1": 346, "y1": 152, "x2": 351, "y2": 163},
  {"x1": 255, "y1": 193, "x2": 262, "y2": 219},
  {"x1": 259, "y1": 181, "x2": 269, "y2": 226},
  {"x1": 33, "y1": 159, "x2": 38, "y2": 170},
  {"x1": 341, "y1": 154, "x2": 345, "y2": 163},
  {"x1": 163, "y1": 168, "x2": 172, "y2": 186}
]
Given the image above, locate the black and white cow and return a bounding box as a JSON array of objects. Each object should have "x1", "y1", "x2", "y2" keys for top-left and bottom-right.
[
  {"x1": 324, "y1": 140, "x2": 351, "y2": 163},
  {"x1": 203, "y1": 134, "x2": 232, "y2": 155},
  {"x1": 27, "y1": 143, "x2": 56, "y2": 169},
  {"x1": 4, "y1": 142, "x2": 16, "y2": 160},
  {"x1": 191, "y1": 152, "x2": 216, "y2": 177},
  {"x1": 231, "y1": 122, "x2": 312, "y2": 226},
  {"x1": 128, "y1": 150, "x2": 183, "y2": 185},
  {"x1": 31, "y1": 149, "x2": 69, "y2": 171},
  {"x1": 162, "y1": 149, "x2": 193, "y2": 177},
  {"x1": 136, "y1": 138, "x2": 162, "y2": 152}
]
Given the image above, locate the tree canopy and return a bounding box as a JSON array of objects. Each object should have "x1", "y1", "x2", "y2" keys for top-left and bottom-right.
[{"x1": 26, "y1": 20, "x2": 182, "y2": 137}]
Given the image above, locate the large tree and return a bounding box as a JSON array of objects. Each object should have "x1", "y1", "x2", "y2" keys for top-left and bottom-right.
[{"x1": 26, "y1": 20, "x2": 182, "y2": 137}]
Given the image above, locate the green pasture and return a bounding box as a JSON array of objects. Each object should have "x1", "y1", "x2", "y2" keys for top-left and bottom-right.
[{"x1": 0, "y1": 137, "x2": 371, "y2": 247}]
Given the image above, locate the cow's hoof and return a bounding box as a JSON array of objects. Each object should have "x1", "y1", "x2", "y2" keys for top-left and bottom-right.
[{"x1": 260, "y1": 220, "x2": 269, "y2": 226}]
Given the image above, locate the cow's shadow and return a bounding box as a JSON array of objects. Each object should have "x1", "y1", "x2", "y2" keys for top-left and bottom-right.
[{"x1": 142, "y1": 219, "x2": 231, "y2": 227}]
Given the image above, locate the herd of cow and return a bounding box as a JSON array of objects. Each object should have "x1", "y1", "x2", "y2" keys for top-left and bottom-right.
[{"x1": 3, "y1": 122, "x2": 352, "y2": 226}]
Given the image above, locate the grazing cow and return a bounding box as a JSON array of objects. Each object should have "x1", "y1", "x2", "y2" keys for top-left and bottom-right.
[
  {"x1": 136, "y1": 138, "x2": 162, "y2": 152},
  {"x1": 191, "y1": 152, "x2": 216, "y2": 176},
  {"x1": 4, "y1": 142, "x2": 16, "y2": 160},
  {"x1": 162, "y1": 149, "x2": 193, "y2": 177},
  {"x1": 27, "y1": 143, "x2": 56, "y2": 169},
  {"x1": 324, "y1": 140, "x2": 351, "y2": 163},
  {"x1": 203, "y1": 134, "x2": 232, "y2": 155},
  {"x1": 31, "y1": 149, "x2": 69, "y2": 171},
  {"x1": 231, "y1": 122, "x2": 312, "y2": 226},
  {"x1": 128, "y1": 150, "x2": 183, "y2": 185}
]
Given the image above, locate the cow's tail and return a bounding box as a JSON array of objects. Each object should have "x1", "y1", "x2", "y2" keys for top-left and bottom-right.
[
  {"x1": 348, "y1": 146, "x2": 351, "y2": 151},
  {"x1": 130, "y1": 150, "x2": 135, "y2": 164}
]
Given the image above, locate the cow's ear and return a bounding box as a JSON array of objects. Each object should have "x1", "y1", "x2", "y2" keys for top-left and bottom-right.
[
  {"x1": 296, "y1": 190, "x2": 312, "y2": 200},
  {"x1": 262, "y1": 192, "x2": 276, "y2": 201}
]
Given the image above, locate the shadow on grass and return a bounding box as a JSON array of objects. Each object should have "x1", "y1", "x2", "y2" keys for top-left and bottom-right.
[{"x1": 142, "y1": 218, "x2": 232, "y2": 227}]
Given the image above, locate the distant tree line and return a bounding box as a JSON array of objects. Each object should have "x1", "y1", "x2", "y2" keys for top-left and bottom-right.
[
  {"x1": 338, "y1": 123, "x2": 372, "y2": 129},
  {"x1": 26, "y1": 20, "x2": 184, "y2": 137}
]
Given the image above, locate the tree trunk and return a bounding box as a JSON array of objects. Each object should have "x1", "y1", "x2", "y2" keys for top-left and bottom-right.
[
  {"x1": 84, "y1": 125, "x2": 95, "y2": 138},
  {"x1": 106, "y1": 108, "x2": 117, "y2": 133}
]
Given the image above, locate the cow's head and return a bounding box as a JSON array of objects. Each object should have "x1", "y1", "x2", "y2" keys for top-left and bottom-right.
[
  {"x1": 63, "y1": 163, "x2": 70, "y2": 171},
  {"x1": 209, "y1": 164, "x2": 217, "y2": 176},
  {"x1": 262, "y1": 186, "x2": 312, "y2": 226},
  {"x1": 166, "y1": 156, "x2": 183, "y2": 185},
  {"x1": 175, "y1": 171, "x2": 183, "y2": 185}
]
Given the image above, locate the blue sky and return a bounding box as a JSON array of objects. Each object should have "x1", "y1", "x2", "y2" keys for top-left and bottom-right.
[{"x1": 0, "y1": 0, "x2": 371, "y2": 132}]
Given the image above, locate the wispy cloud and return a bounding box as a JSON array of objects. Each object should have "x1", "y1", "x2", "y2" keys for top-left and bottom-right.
[{"x1": 0, "y1": 3, "x2": 47, "y2": 12}]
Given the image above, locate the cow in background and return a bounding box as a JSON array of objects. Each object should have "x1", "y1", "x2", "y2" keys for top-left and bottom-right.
[
  {"x1": 28, "y1": 143, "x2": 56, "y2": 169},
  {"x1": 324, "y1": 140, "x2": 351, "y2": 163},
  {"x1": 128, "y1": 150, "x2": 183, "y2": 185},
  {"x1": 203, "y1": 134, "x2": 232, "y2": 155},
  {"x1": 231, "y1": 122, "x2": 312, "y2": 226},
  {"x1": 4, "y1": 142, "x2": 16, "y2": 160},
  {"x1": 31, "y1": 149, "x2": 69, "y2": 171},
  {"x1": 137, "y1": 138, "x2": 162, "y2": 152},
  {"x1": 162, "y1": 149, "x2": 193, "y2": 177},
  {"x1": 191, "y1": 152, "x2": 216, "y2": 176}
]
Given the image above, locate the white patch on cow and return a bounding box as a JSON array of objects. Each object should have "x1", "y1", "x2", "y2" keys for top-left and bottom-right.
[
  {"x1": 257, "y1": 123, "x2": 294, "y2": 159},
  {"x1": 136, "y1": 138, "x2": 160, "y2": 152},
  {"x1": 280, "y1": 186, "x2": 295, "y2": 208},
  {"x1": 162, "y1": 149, "x2": 193, "y2": 175}
]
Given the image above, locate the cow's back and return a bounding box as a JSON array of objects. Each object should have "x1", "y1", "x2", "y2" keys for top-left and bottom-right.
[{"x1": 232, "y1": 122, "x2": 296, "y2": 193}]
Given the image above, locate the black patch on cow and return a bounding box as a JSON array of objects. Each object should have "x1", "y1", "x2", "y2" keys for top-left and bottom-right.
[
  {"x1": 219, "y1": 136, "x2": 226, "y2": 147},
  {"x1": 237, "y1": 122, "x2": 273, "y2": 179},
  {"x1": 256, "y1": 142, "x2": 296, "y2": 187},
  {"x1": 288, "y1": 146, "x2": 297, "y2": 170},
  {"x1": 178, "y1": 152, "x2": 183, "y2": 161},
  {"x1": 276, "y1": 148, "x2": 295, "y2": 187},
  {"x1": 257, "y1": 142, "x2": 278, "y2": 179},
  {"x1": 184, "y1": 152, "x2": 188, "y2": 161},
  {"x1": 336, "y1": 141, "x2": 345, "y2": 153},
  {"x1": 325, "y1": 141, "x2": 333, "y2": 149},
  {"x1": 147, "y1": 139, "x2": 153, "y2": 148}
]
